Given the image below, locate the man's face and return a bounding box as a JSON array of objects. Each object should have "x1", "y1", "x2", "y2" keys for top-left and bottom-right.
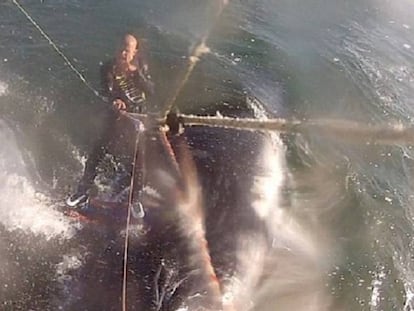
[{"x1": 119, "y1": 42, "x2": 137, "y2": 64}]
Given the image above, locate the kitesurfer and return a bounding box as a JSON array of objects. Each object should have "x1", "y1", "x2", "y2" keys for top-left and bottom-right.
[{"x1": 67, "y1": 33, "x2": 154, "y2": 207}]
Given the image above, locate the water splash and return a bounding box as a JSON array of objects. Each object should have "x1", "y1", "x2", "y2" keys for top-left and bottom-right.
[
  {"x1": 370, "y1": 266, "x2": 387, "y2": 310},
  {"x1": 240, "y1": 98, "x2": 333, "y2": 311},
  {"x1": 0, "y1": 80, "x2": 8, "y2": 96},
  {"x1": 0, "y1": 120, "x2": 75, "y2": 239}
]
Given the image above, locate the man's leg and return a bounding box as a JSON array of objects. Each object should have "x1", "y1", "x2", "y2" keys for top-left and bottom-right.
[
  {"x1": 79, "y1": 110, "x2": 118, "y2": 191},
  {"x1": 67, "y1": 110, "x2": 116, "y2": 206},
  {"x1": 77, "y1": 139, "x2": 108, "y2": 193}
]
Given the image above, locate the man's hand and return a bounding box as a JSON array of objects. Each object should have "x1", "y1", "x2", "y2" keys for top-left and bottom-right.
[{"x1": 113, "y1": 99, "x2": 127, "y2": 111}]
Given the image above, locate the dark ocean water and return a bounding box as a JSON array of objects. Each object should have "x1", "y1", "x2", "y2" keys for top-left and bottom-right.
[{"x1": 0, "y1": 0, "x2": 414, "y2": 310}]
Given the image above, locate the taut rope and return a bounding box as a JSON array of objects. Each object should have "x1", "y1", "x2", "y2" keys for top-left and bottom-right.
[{"x1": 12, "y1": 0, "x2": 104, "y2": 100}]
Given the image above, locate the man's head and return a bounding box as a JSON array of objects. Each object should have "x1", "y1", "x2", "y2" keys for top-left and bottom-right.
[{"x1": 117, "y1": 33, "x2": 139, "y2": 65}]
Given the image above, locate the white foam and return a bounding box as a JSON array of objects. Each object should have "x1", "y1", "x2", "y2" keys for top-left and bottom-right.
[
  {"x1": 0, "y1": 173, "x2": 74, "y2": 239},
  {"x1": 0, "y1": 120, "x2": 75, "y2": 239},
  {"x1": 56, "y1": 254, "x2": 83, "y2": 281},
  {"x1": 370, "y1": 266, "x2": 386, "y2": 309},
  {"x1": 404, "y1": 283, "x2": 414, "y2": 311},
  {"x1": 0, "y1": 80, "x2": 8, "y2": 96}
]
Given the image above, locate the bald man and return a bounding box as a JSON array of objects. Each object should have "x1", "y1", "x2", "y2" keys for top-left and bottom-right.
[
  {"x1": 67, "y1": 33, "x2": 154, "y2": 207},
  {"x1": 103, "y1": 33, "x2": 154, "y2": 113}
]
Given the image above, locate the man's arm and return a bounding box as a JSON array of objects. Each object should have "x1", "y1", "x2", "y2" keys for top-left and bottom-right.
[{"x1": 100, "y1": 60, "x2": 127, "y2": 111}]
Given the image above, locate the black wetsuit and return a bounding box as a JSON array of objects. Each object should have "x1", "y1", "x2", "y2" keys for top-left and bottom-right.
[
  {"x1": 77, "y1": 55, "x2": 154, "y2": 193},
  {"x1": 102, "y1": 55, "x2": 154, "y2": 113}
]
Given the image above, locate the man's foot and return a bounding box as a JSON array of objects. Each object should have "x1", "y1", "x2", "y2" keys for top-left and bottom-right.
[
  {"x1": 131, "y1": 201, "x2": 145, "y2": 219},
  {"x1": 66, "y1": 190, "x2": 89, "y2": 207}
]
